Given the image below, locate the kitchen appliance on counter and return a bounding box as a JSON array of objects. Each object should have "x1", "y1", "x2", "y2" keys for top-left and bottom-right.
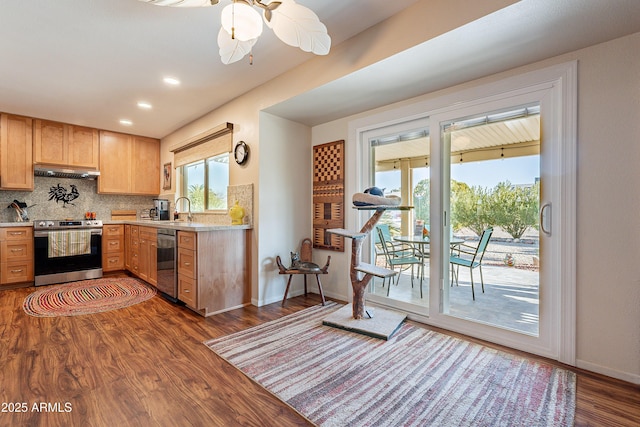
[
  {"x1": 156, "y1": 228, "x2": 177, "y2": 301},
  {"x1": 33, "y1": 219, "x2": 103, "y2": 286},
  {"x1": 151, "y1": 198, "x2": 169, "y2": 221}
]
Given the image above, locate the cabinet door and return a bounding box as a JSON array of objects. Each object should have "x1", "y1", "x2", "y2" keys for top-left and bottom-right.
[
  {"x1": 131, "y1": 136, "x2": 160, "y2": 195},
  {"x1": 98, "y1": 131, "x2": 132, "y2": 194},
  {"x1": 34, "y1": 119, "x2": 66, "y2": 165},
  {"x1": 0, "y1": 114, "x2": 33, "y2": 190},
  {"x1": 139, "y1": 237, "x2": 150, "y2": 282},
  {"x1": 68, "y1": 125, "x2": 99, "y2": 169},
  {"x1": 124, "y1": 224, "x2": 131, "y2": 270},
  {"x1": 149, "y1": 239, "x2": 157, "y2": 286}
]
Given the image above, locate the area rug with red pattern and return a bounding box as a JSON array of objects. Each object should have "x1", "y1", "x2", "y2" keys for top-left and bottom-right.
[
  {"x1": 205, "y1": 302, "x2": 576, "y2": 427},
  {"x1": 23, "y1": 277, "x2": 156, "y2": 317}
]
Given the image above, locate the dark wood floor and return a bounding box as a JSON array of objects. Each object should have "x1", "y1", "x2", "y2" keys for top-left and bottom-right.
[{"x1": 1, "y1": 283, "x2": 638, "y2": 427}]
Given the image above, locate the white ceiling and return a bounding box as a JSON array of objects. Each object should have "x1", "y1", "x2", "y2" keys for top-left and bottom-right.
[
  {"x1": 267, "y1": 0, "x2": 640, "y2": 126},
  {"x1": 1, "y1": 0, "x2": 639, "y2": 139},
  {"x1": 0, "y1": 0, "x2": 419, "y2": 139}
]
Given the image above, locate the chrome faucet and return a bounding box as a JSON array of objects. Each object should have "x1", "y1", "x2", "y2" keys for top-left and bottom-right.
[{"x1": 175, "y1": 196, "x2": 193, "y2": 222}]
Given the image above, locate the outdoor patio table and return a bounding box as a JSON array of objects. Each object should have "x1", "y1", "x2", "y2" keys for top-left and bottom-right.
[{"x1": 394, "y1": 235, "x2": 465, "y2": 259}]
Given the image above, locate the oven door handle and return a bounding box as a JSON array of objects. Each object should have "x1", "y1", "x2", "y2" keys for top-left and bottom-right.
[{"x1": 35, "y1": 229, "x2": 102, "y2": 238}]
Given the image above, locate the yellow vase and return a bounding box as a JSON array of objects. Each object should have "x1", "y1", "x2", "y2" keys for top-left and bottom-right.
[{"x1": 229, "y1": 200, "x2": 245, "y2": 225}]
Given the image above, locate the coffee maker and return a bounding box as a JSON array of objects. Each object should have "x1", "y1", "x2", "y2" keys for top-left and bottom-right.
[{"x1": 151, "y1": 198, "x2": 169, "y2": 221}]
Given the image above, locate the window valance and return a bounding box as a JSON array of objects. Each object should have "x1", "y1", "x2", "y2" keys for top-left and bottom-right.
[{"x1": 171, "y1": 122, "x2": 233, "y2": 168}]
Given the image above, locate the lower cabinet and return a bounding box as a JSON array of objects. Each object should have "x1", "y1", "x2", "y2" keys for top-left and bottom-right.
[
  {"x1": 128, "y1": 225, "x2": 140, "y2": 276},
  {"x1": 0, "y1": 227, "x2": 34, "y2": 285},
  {"x1": 125, "y1": 225, "x2": 157, "y2": 287},
  {"x1": 177, "y1": 231, "x2": 197, "y2": 306},
  {"x1": 177, "y1": 229, "x2": 250, "y2": 316},
  {"x1": 138, "y1": 226, "x2": 157, "y2": 286},
  {"x1": 102, "y1": 224, "x2": 124, "y2": 272}
]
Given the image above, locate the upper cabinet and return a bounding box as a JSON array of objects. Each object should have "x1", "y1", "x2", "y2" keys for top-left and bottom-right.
[
  {"x1": 0, "y1": 113, "x2": 33, "y2": 191},
  {"x1": 98, "y1": 130, "x2": 159, "y2": 195},
  {"x1": 34, "y1": 119, "x2": 99, "y2": 169}
]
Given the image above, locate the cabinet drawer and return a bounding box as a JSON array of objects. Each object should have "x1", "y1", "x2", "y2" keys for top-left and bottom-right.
[
  {"x1": 130, "y1": 237, "x2": 139, "y2": 251},
  {"x1": 1, "y1": 260, "x2": 34, "y2": 284},
  {"x1": 130, "y1": 226, "x2": 139, "y2": 238},
  {"x1": 177, "y1": 247, "x2": 196, "y2": 279},
  {"x1": 1, "y1": 240, "x2": 33, "y2": 262},
  {"x1": 103, "y1": 224, "x2": 123, "y2": 237},
  {"x1": 139, "y1": 226, "x2": 157, "y2": 241},
  {"x1": 103, "y1": 236, "x2": 123, "y2": 253},
  {"x1": 103, "y1": 254, "x2": 124, "y2": 272},
  {"x1": 177, "y1": 232, "x2": 196, "y2": 250},
  {"x1": 178, "y1": 275, "x2": 197, "y2": 307},
  {"x1": 0, "y1": 227, "x2": 33, "y2": 241}
]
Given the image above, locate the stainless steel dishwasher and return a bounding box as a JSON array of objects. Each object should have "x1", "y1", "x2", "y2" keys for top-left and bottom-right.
[{"x1": 156, "y1": 228, "x2": 177, "y2": 301}]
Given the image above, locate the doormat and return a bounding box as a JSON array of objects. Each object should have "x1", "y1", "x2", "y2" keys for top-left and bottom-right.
[{"x1": 23, "y1": 277, "x2": 156, "y2": 317}]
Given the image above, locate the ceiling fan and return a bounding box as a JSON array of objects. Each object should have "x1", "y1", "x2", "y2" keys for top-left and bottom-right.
[{"x1": 138, "y1": 0, "x2": 331, "y2": 64}]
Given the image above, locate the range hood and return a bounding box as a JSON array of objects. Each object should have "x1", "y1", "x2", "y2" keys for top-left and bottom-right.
[{"x1": 34, "y1": 166, "x2": 100, "y2": 180}]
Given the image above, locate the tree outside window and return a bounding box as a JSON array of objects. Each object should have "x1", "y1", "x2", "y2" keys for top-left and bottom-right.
[{"x1": 181, "y1": 153, "x2": 229, "y2": 212}]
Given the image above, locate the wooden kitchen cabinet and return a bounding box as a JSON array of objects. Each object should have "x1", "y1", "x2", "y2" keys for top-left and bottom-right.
[
  {"x1": 102, "y1": 224, "x2": 124, "y2": 272},
  {"x1": 34, "y1": 119, "x2": 99, "y2": 169},
  {"x1": 138, "y1": 226, "x2": 157, "y2": 286},
  {"x1": 177, "y1": 229, "x2": 250, "y2": 316},
  {"x1": 128, "y1": 225, "x2": 140, "y2": 276},
  {"x1": 0, "y1": 114, "x2": 33, "y2": 190},
  {"x1": 98, "y1": 130, "x2": 159, "y2": 195},
  {"x1": 177, "y1": 231, "x2": 197, "y2": 306},
  {"x1": 0, "y1": 226, "x2": 34, "y2": 285},
  {"x1": 131, "y1": 136, "x2": 160, "y2": 195}
]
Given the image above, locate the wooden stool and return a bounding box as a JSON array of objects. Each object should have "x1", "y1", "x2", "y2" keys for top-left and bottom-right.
[{"x1": 277, "y1": 238, "x2": 330, "y2": 306}]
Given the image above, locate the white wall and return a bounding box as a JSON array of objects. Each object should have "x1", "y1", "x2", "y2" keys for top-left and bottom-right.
[
  {"x1": 257, "y1": 112, "x2": 312, "y2": 305},
  {"x1": 311, "y1": 32, "x2": 640, "y2": 384}
]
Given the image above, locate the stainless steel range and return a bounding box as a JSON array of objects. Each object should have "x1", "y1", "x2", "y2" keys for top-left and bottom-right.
[{"x1": 33, "y1": 219, "x2": 103, "y2": 286}]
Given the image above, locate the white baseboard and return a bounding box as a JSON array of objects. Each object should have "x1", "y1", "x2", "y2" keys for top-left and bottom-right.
[{"x1": 577, "y1": 359, "x2": 640, "y2": 385}]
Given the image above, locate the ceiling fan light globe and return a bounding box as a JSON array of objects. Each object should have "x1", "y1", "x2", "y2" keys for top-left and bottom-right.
[{"x1": 221, "y1": 2, "x2": 263, "y2": 42}]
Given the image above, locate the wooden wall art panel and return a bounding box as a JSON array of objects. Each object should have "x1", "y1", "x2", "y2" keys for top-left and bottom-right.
[{"x1": 313, "y1": 140, "x2": 344, "y2": 252}]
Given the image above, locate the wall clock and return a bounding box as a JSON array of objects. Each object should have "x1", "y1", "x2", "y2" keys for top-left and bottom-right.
[{"x1": 234, "y1": 141, "x2": 249, "y2": 165}]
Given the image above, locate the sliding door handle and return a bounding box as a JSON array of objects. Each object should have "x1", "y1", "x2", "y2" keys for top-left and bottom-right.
[{"x1": 540, "y1": 203, "x2": 551, "y2": 236}]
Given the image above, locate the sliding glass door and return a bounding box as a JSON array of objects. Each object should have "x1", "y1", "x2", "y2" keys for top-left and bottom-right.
[
  {"x1": 358, "y1": 64, "x2": 576, "y2": 361},
  {"x1": 428, "y1": 87, "x2": 563, "y2": 358},
  {"x1": 364, "y1": 119, "x2": 431, "y2": 316}
]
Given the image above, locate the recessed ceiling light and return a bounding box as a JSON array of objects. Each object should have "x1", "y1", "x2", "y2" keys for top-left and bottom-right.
[
  {"x1": 119, "y1": 119, "x2": 133, "y2": 126},
  {"x1": 137, "y1": 101, "x2": 152, "y2": 110},
  {"x1": 163, "y1": 77, "x2": 180, "y2": 86}
]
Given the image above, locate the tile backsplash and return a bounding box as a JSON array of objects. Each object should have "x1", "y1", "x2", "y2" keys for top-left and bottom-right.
[
  {"x1": 0, "y1": 177, "x2": 155, "y2": 223},
  {"x1": 0, "y1": 178, "x2": 254, "y2": 226}
]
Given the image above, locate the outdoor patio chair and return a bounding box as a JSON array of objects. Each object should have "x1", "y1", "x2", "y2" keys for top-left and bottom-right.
[
  {"x1": 376, "y1": 224, "x2": 414, "y2": 259},
  {"x1": 377, "y1": 227, "x2": 424, "y2": 298},
  {"x1": 450, "y1": 227, "x2": 493, "y2": 300}
]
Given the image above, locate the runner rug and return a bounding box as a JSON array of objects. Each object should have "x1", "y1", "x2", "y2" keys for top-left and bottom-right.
[
  {"x1": 23, "y1": 277, "x2": 156, "y2": 317},
  {"x1": 205, "y1": 302, "x2": 576, "y2": 427}
]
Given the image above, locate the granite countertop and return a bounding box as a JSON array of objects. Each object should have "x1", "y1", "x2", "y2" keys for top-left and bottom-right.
[
  {"x1": 0, "y1": 222, "x2": 33, "y2": 227},
  {"x1": 0, "y1": 221, "x2": 251, "y2": 232},
  {"x1": 103, "y1": 220, "x2": 252, "y2": 232}
]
